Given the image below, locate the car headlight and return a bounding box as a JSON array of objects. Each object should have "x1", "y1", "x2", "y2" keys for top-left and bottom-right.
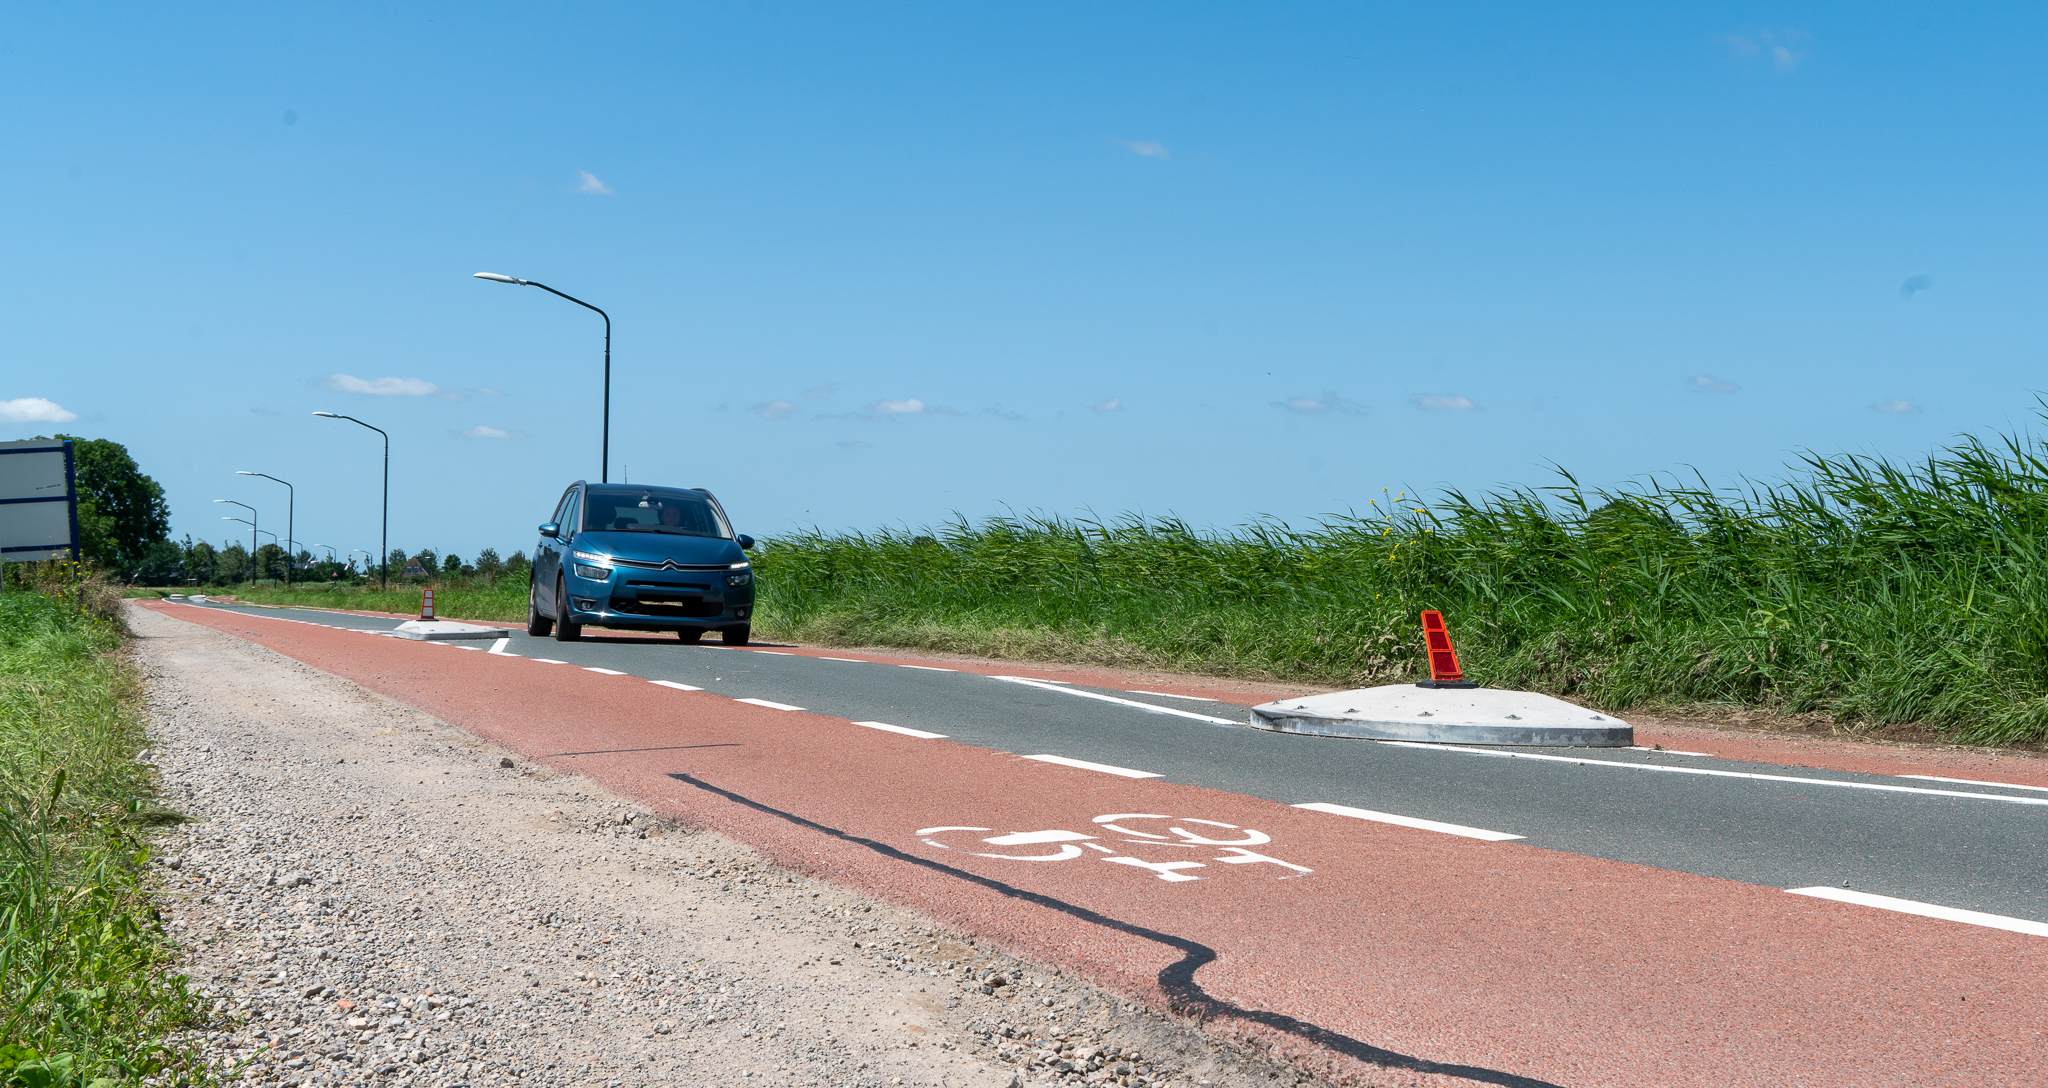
[
  {"x1": 574, "y1": 563, "x2": 611, "y2": 580},
  {"x1": 573, "y1": 550, "x2": 608, "y2": 563},
  {"x1": 725, "y1": 571, "x2": 752, "y2": 587}
]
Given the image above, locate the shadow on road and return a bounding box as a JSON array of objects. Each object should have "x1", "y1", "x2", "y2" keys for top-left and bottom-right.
[{"x1": 669, "y1": 772, "x2": 1565, "y2": 1088}]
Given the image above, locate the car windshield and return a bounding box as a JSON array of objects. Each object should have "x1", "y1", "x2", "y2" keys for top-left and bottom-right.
[{"x1": 581, "y1": 488, "x2": 732, "y2": 539}]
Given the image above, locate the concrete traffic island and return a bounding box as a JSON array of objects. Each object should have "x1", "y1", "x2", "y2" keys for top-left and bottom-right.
[
  {"x1": 1249, "y1": 684, "x2": 1633, "y2": 746},
  {"x1": 391, "y1": 619, "x2": 512, "y2": 641}
]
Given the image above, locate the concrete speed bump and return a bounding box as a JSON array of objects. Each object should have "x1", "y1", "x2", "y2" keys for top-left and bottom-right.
[
  {"x1": 1250, "y1": 684, "x2": 1631, "y2": 747},
  {"x1": 392, "y1": 620, "x2": 513, "y2": 641}
]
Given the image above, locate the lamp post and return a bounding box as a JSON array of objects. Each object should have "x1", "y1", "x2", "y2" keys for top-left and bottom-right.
[
  {"x1": 313, "y1": 544, "x2": 336, "y2": 562},
  {"x1": 472, "y1": 272, "x2": 612, "y2": 482},
  {"x1": 314, "y1": 412, "x2": 389, "y2": 588},
  {"x1": 214, "y1": 500, "x2": 257, "y2": 574},
  {"x1": 237, "y1": 471, "x2": 294, "y2": 586}
]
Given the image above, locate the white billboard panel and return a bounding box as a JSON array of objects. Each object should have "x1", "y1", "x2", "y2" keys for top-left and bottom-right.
[{"x1": 0, "y1": 439, "x2": 80, "y2": 561}]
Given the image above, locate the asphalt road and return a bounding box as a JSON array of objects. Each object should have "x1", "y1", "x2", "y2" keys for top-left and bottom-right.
[{"x1": 182, "y1": 599, "x2": 2048, "y2": 925}]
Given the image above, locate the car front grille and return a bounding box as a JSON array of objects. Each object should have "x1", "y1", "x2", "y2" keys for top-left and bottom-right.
[{"x1": 611, "y1": 557, "x2": 731, "y2": 572}]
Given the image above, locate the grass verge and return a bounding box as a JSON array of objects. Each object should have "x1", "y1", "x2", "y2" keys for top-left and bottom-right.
[{"x1": 0, "y1": 586, "x2": 211, "y2": 1086}]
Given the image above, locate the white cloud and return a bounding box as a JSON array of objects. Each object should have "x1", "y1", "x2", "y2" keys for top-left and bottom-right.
[
  {"x1": 1872, "y1": 399, "x2": 1920, "y2": 414},
  {"x1": 1723, "y1": 29, "x2": 1806, "y2": 73},
  {"x1": 753, "y1": 399, "x2": 797, "y2": 420},
  {"x1": 1689, "y1": 374, "x2": 1739, "y2": 394},
  {"x1": 1278, "y1": 392, "x2": 1356, "y2": 414},
  {"x1": 1413, "y1": 394, "x2": 1477, "y2": 411},
  {"x1": 803, "y1": 384, "x2": 835, "y2": 401},
  {"x1": 0, "y1": 397, "x2": 77, "y2": 423},
  {"x1": 1093, "y1": 397, "x2": 1122, "y2": 413},
  {"x1": 460, "y1": 425, "x2": 526, "y2": 440},
  {"x1": 475, "y1": 387, "x2": 504, "y2": 396},
  {"x1": 326, "y1": 374, "x2": 440, "y2": 397},
  {"x1": 873, "y1": 398, "x2": 925, "y2": 414},
  {"x1": 1115, "y1": 139, "x2": 1170, "y2": 160},
  {"x1": 577, "y1": 170, "x2": 613, "y2": 195}
]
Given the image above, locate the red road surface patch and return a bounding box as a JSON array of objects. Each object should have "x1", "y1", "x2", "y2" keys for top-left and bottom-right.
[{"x1": 149, "y1": 601, "x2": 2046, "y2": 1088}]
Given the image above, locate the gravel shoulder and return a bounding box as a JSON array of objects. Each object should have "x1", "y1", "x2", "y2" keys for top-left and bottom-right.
[{"x1": 129, "y1": 603, "x2": 1334, "y2": 1088}]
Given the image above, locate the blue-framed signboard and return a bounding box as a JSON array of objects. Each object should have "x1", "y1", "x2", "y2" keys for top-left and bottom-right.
[{"x1": 0, "y1": 439, "x2": 81, "y2": 561}]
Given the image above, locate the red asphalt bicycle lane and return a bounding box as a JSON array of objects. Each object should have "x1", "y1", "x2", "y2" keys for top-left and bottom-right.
[
  {"x1": 192, "y1": 601, "x2": 2048, "y2": 791},
  {"x1": 152, "y1": 601, "x2": 2045, "y2": 1088}
]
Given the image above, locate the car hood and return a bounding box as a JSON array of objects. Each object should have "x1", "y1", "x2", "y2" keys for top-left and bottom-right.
[{"x1": 573, "y1": 532, "x2": 747, "y2": 568}]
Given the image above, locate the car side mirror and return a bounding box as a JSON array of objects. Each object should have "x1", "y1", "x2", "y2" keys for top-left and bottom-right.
[
  {"x1": 538, "y1": 523, "x2": 559, "y2": 539},
  {"x1": 736, "y1": 534, "x2": 755, "y2": 550}
]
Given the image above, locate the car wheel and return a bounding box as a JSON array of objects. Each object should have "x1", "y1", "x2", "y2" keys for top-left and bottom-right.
[
  {"x1": 527, "y1": 583, "x2": 553, "y2": 637},
  {"x1": 676, "y1": 629, "x2": 702, "y2": 643},
  {"x1": 553, "y1": 577, "x2": 582, "y2": 641},
  {"x1": 721, "y1": 625, "x2": 750, "y2": 647}
]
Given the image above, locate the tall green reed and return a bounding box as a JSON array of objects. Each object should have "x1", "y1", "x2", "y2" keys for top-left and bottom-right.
[{"x1": 755, "y1": 417, "x2": 2048, "y2": 746}]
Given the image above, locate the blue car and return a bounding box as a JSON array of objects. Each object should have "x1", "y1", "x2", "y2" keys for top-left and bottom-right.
[{"x1": 528, "y1": 482, "x2": 757, "y2": 644}]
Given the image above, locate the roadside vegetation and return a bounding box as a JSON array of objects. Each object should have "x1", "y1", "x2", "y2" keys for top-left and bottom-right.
[
  {"x1": 0, "y1": 573, "x2": 210, "y2": 1085},
  {"x1": 149, "y1": 419, "x2": 2048, "y2": 747},
  {"x1": 760, "y1": 423, "x2": 2048, "y2": 747}
]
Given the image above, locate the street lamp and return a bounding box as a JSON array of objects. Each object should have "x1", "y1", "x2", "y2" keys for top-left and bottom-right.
[
  {"x1": 237, "y1": 471, "x2": 295, "y2": 586},
  {"x1": 472, "y1": 272, "x2": 612, "y2": 482},
  {"x1": 313, "y1": 544, "x2": 336, "y2": 562},
  {"x1": 214, "y1": 500, "x2": 257, "y2": 563},
  {"x1": 314, "y1": 412, "x2": 389, "y2": 588}
]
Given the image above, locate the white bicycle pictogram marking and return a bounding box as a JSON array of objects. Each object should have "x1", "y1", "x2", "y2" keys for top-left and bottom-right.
[{"x1": 916, "y1": 813, "x2": 1312, "y2": 881}]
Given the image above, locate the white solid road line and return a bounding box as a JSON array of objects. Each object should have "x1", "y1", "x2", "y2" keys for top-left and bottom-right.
[
  {"x1": 748, "y1": 650, "x2": 797, "y2": 656},
  {"x1": 1785, "y1": 887, "x2": 2048, "y2": 938},
  {"x1": 583, "y1": 667, "x2": 627, "y2": 675},
  {"x1": 488, "y1": 638, "x2": 514, "y2": 655},
  {"x1": 736, "y1": 698, "x2": 805, "y2": 712},
  {"x1": 1022, "y1": 754, "x2": 1163, "y2": 779},
  {"x1": 897, "y1": 664, "x2": 957, "y2": 672},
  {"x1": 992, "y1": 676, "x2": 1242, "y2": 726},
  {"x1": 1125, "y1": 690, "x2": 1220, "y2": 702},
  {"x1": 820, "y1": 657, "x2": 868, "y2": 663},
  {"x1": 648, "y1": 680, "x2": 704, "y2": 692},
  {"x1": 1293, "y1": 802, "x2": 1525, "y2": 842},
  {"x1": 1377, "y1": 741, "x2": 2048, "y2": 808},
  {"x1": 852, "y1": 721, "x2": 949, "y2": 739},
  {"x1": 1899, "y1": 774, "x2": 2048, "y2": 794}
]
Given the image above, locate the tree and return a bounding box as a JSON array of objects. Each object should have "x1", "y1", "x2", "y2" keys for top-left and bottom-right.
[
  {"x1": 183, "y1": 539, "x2": 219, "y2": 585},
  {"x1": 505, "y1": 550, "x2": 530, "y2": 580},
  {"x1": 217, "y1": 543, "x2": 251, "y2": 584},
  {"x1": 413, "y1": 548, "x2": 438, "y2": 578},
  {"x1": 442, "y1": 553, "x2": 463, "y2": 576},
  {"x1": 131, "y1": 540, "x2": 184, "y2": 585},
  {"x1": 50, "y1": 434, "x2": 170, "y2": 574},
  {"x1": 385, "y1": 548, "x2": 408, "y2": 582},
  {"x1": 474, "y1": 547, "x2": 502, "y2": 587},
  {"x1": 254, "y1": 543, "x2": 288, "y2": 582}
]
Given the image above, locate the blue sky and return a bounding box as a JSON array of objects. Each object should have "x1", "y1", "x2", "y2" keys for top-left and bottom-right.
[{"x1": 5, "y1": 3, "x2": 2045, "y2": 562}]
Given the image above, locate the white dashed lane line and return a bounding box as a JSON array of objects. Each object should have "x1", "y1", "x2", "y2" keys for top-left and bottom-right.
[
  {"x1": 530, "y1": 658, "x2": 568, "y2": 665},
  {"x1": 1899, "y1": 774, "x2": 2048, "y2": 794},
  {"x1": 852, "y1": 721, "x2": 949, "y2": 739},
  {"x1": 819, "y1": 657, "x2": 868, "y2": 663},
  {"x1": 1377, "y1": 741, "x2": 2048, "y2": 808},
  {"x1": 897, "y1": 664, "x2": 956, "y2": 672},
  {"x1": 736, "y1": 698, "x2": 805, "y2": 712},
  {"x1": 1022, "y1": 754, "x2": 1163, "y2": 779},
  {"x1": 583, "y1": 667, "x2": 628, "y2": 675},
  {"x1": 1785, "y1": 887, "x2": 2048, "y2": 938},
  {"x1": 1292, "y1": 801, "x2": 1524, "y2": 842},
  {"x1": 648, "y1": 680, "x2": 704, "y2": 692},
  {"x1": 991, "y1": 676, "x2": 1242, "y2": 726}
]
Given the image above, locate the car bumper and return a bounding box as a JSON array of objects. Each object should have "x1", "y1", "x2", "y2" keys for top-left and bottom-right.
[{"x1": 563, "y1": 572, "x2": 753, "y2": 631}]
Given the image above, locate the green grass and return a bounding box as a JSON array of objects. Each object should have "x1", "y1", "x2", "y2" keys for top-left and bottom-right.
[
  {"x1": 0, "y1": 588, "x2": 211, "y2": 1086},
  {"x1": 219, "y1": 417, "x2": 2048, "y2": 747},
  {"x1": 755, "y1": 420, "x2": 2048, "y2": 747},
  {"x1": 228, "y1": 582, "x2": 529, "y2": 623}
]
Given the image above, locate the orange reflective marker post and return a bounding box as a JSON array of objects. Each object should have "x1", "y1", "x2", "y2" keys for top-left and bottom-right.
[
  {"x1": 1417, "y1": 610, "x2": 1477, "y2": 689},
  {"x1": 420, "y1": 589, "x2": 436, "y2": 621}
]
